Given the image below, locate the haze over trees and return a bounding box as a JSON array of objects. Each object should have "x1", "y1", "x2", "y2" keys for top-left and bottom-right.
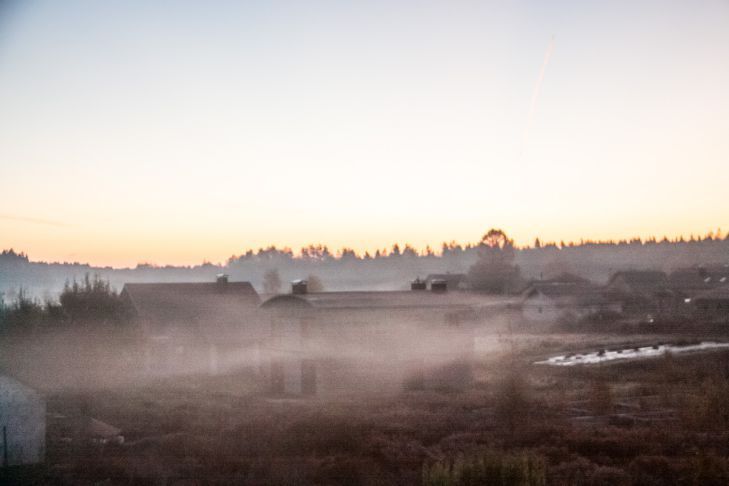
[
  {"x1": 0, "y1": 274, "x2": 126, "y2": 334},
  {"x1": 1, "y1": 229, "x2": 728, "y2": 298},
  {"x1": 262, "y1": 269, "x2": 282, "y2": 294},
  {"x1": 306, "y1": 274, "x2": 324, "y2": 292}
]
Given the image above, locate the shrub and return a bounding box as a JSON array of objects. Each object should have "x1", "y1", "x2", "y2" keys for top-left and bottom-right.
[
  {"x1": 60, "y1": 274, "x2": 127, "y2": 324},
  {"x1": 495, "y1": 369, "x2": 531, "y2": 434},
  {"x1": 422, "y1": 450, "x2": 547, "y2": 486},
  {"x1": 0, "y1": 287, "x2": 45, "y2": 332}
]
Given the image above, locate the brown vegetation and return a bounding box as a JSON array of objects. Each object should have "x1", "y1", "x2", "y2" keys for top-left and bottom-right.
[{"x1": 4, "y1": 331, "x2": 729, "y2": 484}]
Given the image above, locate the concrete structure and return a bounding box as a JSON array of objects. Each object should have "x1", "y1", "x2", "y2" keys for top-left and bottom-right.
[
  {"x1": 121, "y1": 278, "x2": 264, "y2": 375},
  {"x1": 259, "y1": 281, "x2": 500, "y2": 396},
  {"x1": 0, "y1": 376, "x2": 45, "y2": 466}
]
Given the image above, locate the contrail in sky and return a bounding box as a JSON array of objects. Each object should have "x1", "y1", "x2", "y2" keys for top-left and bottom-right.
[
  {"x1": 520, "y1": 35, "x2": 555, "y2": 158},
  {"x1": 0, "y1": 213, "x2": 69, "y2": 227}
]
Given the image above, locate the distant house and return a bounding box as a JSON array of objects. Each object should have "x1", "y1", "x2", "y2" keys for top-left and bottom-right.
[
  {"x1": 521, "y1": 279, "x2": 619, "y2": 324},
  {"x1": 607, "y1": 270, "x2": 668, "y2": 295},
  {"x1": 259, "y1": 281, "x2": 500, "y2": 396},
  {"x1": 0, "y1": 376, "x2": 45, "y2": 466},
  {"x1": 693, "y1": 286, "x2": 729, "y2": 321},
  {"x1": 669, "y1": 265, "x2": 729, "y2": 296},
  {"x1": 425, "y1": 273, "x2": 469, "y2": 291},
  {"x1": 121, "y1": 275, "x2": 264, "y2": 375},
  {"x1": 605, "y1": 270, "x2": 670, "y2": 315}
]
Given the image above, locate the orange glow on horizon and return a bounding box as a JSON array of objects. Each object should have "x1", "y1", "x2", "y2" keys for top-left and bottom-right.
[{"x1": 3, "y1": 224, "x2": 725, "y2": 269}]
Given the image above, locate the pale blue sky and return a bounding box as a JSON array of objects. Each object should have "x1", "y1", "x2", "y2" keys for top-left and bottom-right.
[{"x1": 1, "y1": 1, "x2": 728, "y2": 266}]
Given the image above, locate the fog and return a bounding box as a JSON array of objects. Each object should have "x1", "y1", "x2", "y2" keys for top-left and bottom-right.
[
  {"x1": 3, "y1": 235, "x2": 728, "y2": 299},
  {"x1": 0, "y1": 305, "x2": 517, "y2": 397},
  {"x1": 4, "y1": 263, "x2": 729, "y2": 483}
]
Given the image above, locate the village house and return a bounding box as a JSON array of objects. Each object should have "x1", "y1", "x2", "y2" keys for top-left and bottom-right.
[
  {"x1": 258, "y1": 279, "x2": 499, "y2": 396},
  {"x1": 0, "y1": 375, "x2": 45, "y2": 466},
  {"x1": 121, "y1": 275, "x2": 264, "y2": 375},
  {"x1": 605, "y1": 270, "x2": 670, "y2": 316},
  {"x1": 521, "y1": 274, "x2": 620, "y2": 324},
  {"x1": 668, "y1": 265, "x2": 729, "y2": 296},
  {"x1": 661, "y1": 267, "x2": 722, "y2": 317},
  {"x1": 424, "y1": 273, "x2": 469, "y2": 291}
]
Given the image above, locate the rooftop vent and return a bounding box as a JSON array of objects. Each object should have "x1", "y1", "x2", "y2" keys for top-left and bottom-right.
[
  {"x1": 411, "y1": 278, "x2": 427, "y2": 291},
  {"x1": 292, "y1": 279, "x2": 308, "y2": 295},
  {"x1": 430, "y1": 279, "x2": 447, "y2": 293}
]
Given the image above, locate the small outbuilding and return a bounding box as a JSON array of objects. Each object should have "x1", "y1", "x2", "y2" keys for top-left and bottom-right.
[{"x1": 0, "y1": 375, "x2": 45, "y2": 466}]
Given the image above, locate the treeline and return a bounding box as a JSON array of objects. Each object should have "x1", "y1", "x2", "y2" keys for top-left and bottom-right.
[
  {"x1": 0, "y1": 274, "x2": 128, "y2": 334},
  {"x1": 2, "y1": 229, "x2": 728, "y2": 296},
  {"x1": 224, "y1": 230, "x2": 729, "y2": 290},
  {"x1": 226, "y1": 229, "x2": 728, "y2": 263}
]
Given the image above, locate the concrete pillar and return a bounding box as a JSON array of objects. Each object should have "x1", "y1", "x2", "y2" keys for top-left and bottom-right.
[{"x1": 208, "y1": 344, "x2": 219, "y2": 375}]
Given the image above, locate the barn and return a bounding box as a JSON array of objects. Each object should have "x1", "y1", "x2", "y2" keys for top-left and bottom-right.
[
  {"x1": 259, "y1": 280, "x2": 495, "y2": 396},
  {"x1": 0, "y1": 375, "x2": 45, "y2": 466},
  {"x1": 121, "y1": 275, "x2": 265, "y2": 375}
]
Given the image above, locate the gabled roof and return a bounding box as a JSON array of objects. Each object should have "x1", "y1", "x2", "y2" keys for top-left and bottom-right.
[
  {"x1": 523, "y1": 282, "x2": 612, "y2": 306},
  {"x1": 607, "y1": 270, "x2": 668, "y2": 291},
  {"x1": 520, "y1": 273, "x2": 591, "y2": 294},
  {"x1": 121, "y1": 282, "x2": 261, "y2": 341},
  {"x1": 669, "y1": 266, "x2": 729, "y2": 292}
]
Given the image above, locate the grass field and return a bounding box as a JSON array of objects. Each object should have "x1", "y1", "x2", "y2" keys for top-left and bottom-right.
[{"x1": 4, "y1": 329, "x2": 729, "y2": 485}]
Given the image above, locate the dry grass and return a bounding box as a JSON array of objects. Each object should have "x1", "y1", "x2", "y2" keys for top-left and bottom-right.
[{"x1": 5, "y1": 333, "x2": 729, "y2": 484}]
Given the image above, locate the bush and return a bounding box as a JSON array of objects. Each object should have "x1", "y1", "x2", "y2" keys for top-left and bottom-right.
[
  {"x1": 0, "y1": 287, "x2": 45, "y2": 332},
  {"x1": 495, "y1": 369, "x2": 531, "y2": 434},
  {"x1": 60, "y1": 274, "x2": 127, "y2": 324},
  {"x1": 423, "y1": 450, "x2": 546, "y2": 486}
]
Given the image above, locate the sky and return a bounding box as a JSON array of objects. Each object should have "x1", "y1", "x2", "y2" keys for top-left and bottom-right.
[{"x1": 1, "y1": 0, "x2": 728, "y2": 267}]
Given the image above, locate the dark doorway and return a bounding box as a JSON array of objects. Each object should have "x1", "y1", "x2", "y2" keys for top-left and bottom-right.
[{"x1": 301, "y1": 360, "x2": 317, "y2": 395}]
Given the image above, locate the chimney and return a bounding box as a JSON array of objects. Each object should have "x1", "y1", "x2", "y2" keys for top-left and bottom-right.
[
  {"x1": 216, "y1": 274, "x2": 229, "y2": 285},
  {"x1": 291, "y1": 279, "x2": 308, "y2": 295},
  {"x1": 430, "y1": 279, "x2": 447, "y2": 293},
  {"x1": 411, "y1": 278, "x2": 427, "y2": 291}
]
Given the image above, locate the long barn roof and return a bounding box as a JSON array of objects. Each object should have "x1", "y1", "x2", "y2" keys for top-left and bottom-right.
[
  {"x1": 260, "y1": 290, "x2": 508, "y2": 311},
  {"x1": 121, "y1": 282, "x2": 261, "y2": 341}
]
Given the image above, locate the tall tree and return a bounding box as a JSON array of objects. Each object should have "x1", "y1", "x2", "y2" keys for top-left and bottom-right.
[{"x1": 467, "y1": 229, "x2": 521, "y2": 293}]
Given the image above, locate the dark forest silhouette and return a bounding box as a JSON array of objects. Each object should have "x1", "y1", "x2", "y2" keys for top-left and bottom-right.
[{"x1": 1, "y1": 229, "x2": 728, "y2": 299}]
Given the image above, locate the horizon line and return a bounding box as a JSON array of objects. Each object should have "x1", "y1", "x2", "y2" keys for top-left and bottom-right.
[{"x1": 2, "y1": 227, "x2": 727, "y2": 270}]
